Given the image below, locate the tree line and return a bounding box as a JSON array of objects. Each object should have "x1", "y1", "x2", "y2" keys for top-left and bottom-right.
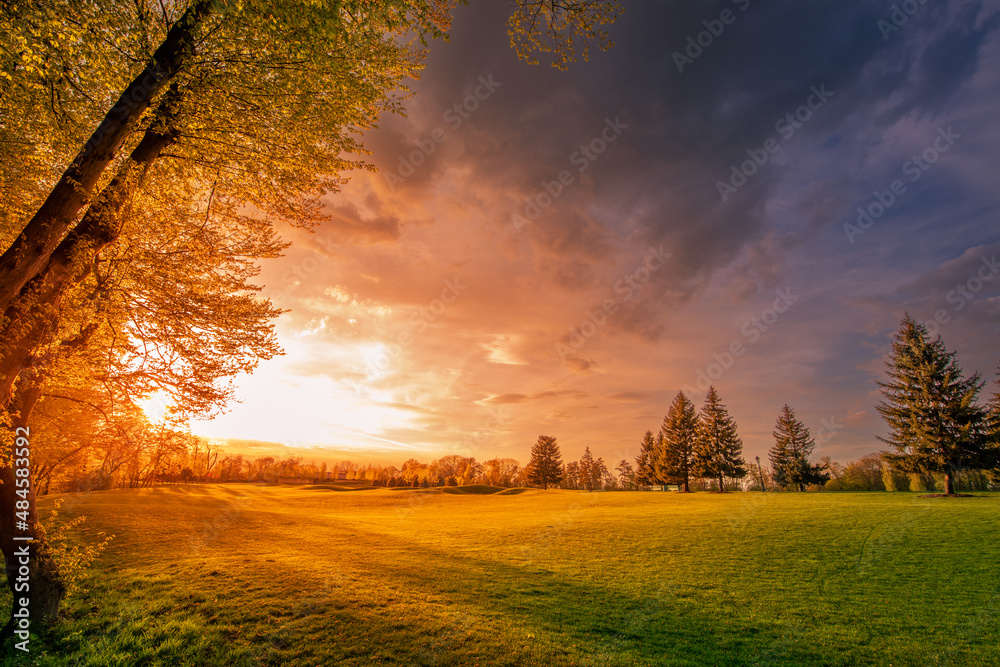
[
  {"x1": 28, "y1": 315, "x2": 1000, "y2": 497},
  {"x1": 523, "y1": 316, "x2": 1000, "y2": 494},
  {"x1": 182, "y1": 313, "x2": 1000, "y2": 495}
]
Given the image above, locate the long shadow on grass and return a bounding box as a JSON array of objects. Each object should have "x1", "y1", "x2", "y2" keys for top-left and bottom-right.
[{"x1": 260, "y1": 519, "x2": 847, "y2": 667}]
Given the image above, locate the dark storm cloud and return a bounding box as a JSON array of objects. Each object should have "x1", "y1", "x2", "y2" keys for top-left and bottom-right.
[{"x1": 374, "y1": 0, "x2": 999, "y2": 308}]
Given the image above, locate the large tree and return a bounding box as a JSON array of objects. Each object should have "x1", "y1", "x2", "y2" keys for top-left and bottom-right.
[
  {"x1": 527, "y1": 435, "x2": 564, "y2": 490},
  {"x1": 692, "y1": 386, "x2": 747, "y2": 492},
  {"x1": 877, "y1": 315, "x2": 998, "y2": 495},
  {"x1": 768, "y1": 404, "x2": 829, "y2": 491},
  {"x1": 655, "y1": 391, "x2": 697, "y2": 492}
]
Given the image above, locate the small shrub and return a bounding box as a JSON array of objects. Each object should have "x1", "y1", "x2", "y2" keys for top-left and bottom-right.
[{"x1": 42, "y1": 499, "x2": 114, "y2": 596}]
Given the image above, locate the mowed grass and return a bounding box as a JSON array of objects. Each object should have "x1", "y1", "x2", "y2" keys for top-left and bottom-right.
[{"x1": 3, "y1": 486, "x2": 1000, "y2": 666}]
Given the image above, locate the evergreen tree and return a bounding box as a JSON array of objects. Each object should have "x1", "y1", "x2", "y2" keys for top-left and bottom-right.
[
  {"x1": 877, "y1": 316, "x2": 997, "y2": 495},
  {"x1": 655, "y1": 391, "x2": 698, "y2": 492},
  {"x1": 635, "y1": 430, "x2": 657, "y2": 486},
  {"x1": 769, "y1": 404, "x2": 830, "y2": 491},
  {"x1": 692, "y1": 386, "x2": 747, "y2": 492},
  {"x1": 527, "y1": 435, "x2": 564, "y2": 490}
]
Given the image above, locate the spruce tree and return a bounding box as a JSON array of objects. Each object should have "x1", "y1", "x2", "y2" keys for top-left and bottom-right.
[
  {"x1": 692, "y1": 386, "x2": 747, "y2": 492},
  {"x1": 656, "y1": 391, "x2": 698, "y2": 492},
  {"x1": 769, "y1": 404, "x2": 829, "y2": 491},
  {"x1": 877, "y1": 315, "x2": 993, "y2": 495},
  {"x1": 527, "y1": 435, "x2": 564, "y2": 490},
  {"x1": 635, "y1": 430, "x2": 657, "y2": 487}
]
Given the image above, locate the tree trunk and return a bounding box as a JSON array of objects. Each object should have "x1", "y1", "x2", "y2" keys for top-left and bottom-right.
[
  {"x1": 718, "y1": 474, "x2": 724, "y2": 493},
  {"x1": 944, "y1": 471, "x2": 954, "y2": 495},
  {"x1": 2, "y1": 376, "x2": 66, "y2": 642},
  {"x1": 0, "y1": 0, "x2": 214, "y2": 313},
  {"x1": 682, "y1": 474, "x2": 689, "y2": 493}
]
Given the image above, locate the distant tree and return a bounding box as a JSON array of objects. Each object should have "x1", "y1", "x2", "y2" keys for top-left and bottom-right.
[
  {"x1": 656, "y1": 391, "x2": 698, "y2": 492},
  {"x1": 527, "y1": 435, "x2": 564, "y2": 490},
  {"x1": 600, "y1": 464, "x2": 617, "y2": 490},
  {"x1": 880, "y1": 460, "x2": 909, "y2": 492},
  {"x1": 692, "y1": 386, "x2": 747, "y2": 492},
  {"x1": 562, "y1": 460, "x2": 581, "y2": 490},
  {"x1": 820, "y1": 456, "x2": 844, "y2": 491},
  {"x1": 837, "y1": 453, "x2": 885, "y2": 491},
  {"x1": 579, "y1": 447, "x2": 598, "y2": 491},
  {"x1": 616, "y1": 459, "x2": 637, "y2": 490},
  {"x1": 483, "y1": 457, "x2": 520, "y2": 487},
  {"x1": 769, "y1": 405, "x2": 830, "y2": 491},
  {"x1": 411, "y1": 476, "x2": 420, "y2": 488},
  {"x1": 593, "y1": 456, "x2": 610, "y2": 491},
  {"x1": 635, "y1": 430, "x2": 657, "y2": 487},
  {"x1": 877, "y1": 316, "x2": 998, "y2": 495},
  {"x1": 445, "y1": 475, "x2": 458, "y2": 487}
]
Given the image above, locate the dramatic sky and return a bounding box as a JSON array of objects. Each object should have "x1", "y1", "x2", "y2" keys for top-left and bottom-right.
[{"x1": 191, "y1": 0, "x2": 1000, "y2": 468}]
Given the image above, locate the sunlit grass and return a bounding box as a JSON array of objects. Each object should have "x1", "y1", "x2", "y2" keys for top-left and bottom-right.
[{"x1": 3, "y1": 486, "x2": 999, "y2": 665}]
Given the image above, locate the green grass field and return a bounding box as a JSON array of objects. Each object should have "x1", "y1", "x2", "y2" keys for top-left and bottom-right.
[{"x1": 4, "y1": 485, "x2": 999, "y2": 666}]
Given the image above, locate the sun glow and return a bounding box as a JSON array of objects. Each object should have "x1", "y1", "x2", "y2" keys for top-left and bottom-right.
[{"x1": 139, "y1": 391, "x2": 171, "y2": 423}]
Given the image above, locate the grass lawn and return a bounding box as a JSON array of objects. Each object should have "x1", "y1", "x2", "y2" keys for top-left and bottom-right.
[{"x1": 2, "y1": 485, "x2": 999, "y2": 666}]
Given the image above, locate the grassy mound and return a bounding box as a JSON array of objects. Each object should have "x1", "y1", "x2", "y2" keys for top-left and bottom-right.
[
  {"x1": 438, "y1": 484, "x2": 506, "y2": 495},
  {"x1": 303, "y1": 482, "x2": 378, "y2": 492}
]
